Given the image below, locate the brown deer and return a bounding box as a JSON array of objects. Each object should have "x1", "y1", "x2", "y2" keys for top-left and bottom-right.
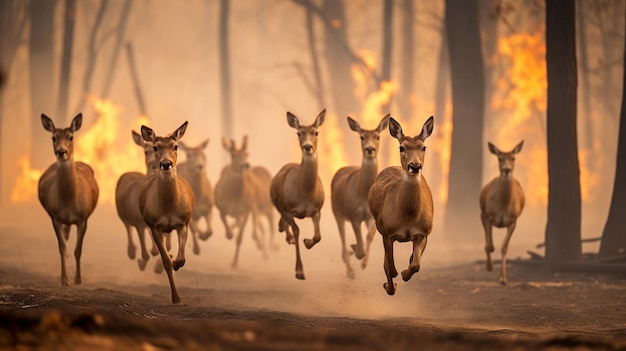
[
  {"x1": 38, "y1": 113, "x2": 99, "y2": 286},
  {"x1": 331, "y1": 114, "x2": 389, "y2": 279},
  {"x1": 115, "y1": 131, "x2": 159, "y2": 271},
  {"x1": 215, "y1": 136, "x2": 268, "y2": 267},
  {"x1": 250, "y1": 165, "x2": 276, "y2": 252},
  {"x1": 178, "y1": 139, "x2": 215, "y2": 255},
  {"x1": 270, "y1": 109, "x2": 325, "y2": 280},
  {"x1": 479, "y1": 140, "x2": 525, "y2": 285},
  {"x1": 368, "y1": 116, "x2": 434, "y2": 295},
  {"x1": 138, "y1": 122, "x2": 194, "y2": 304}
]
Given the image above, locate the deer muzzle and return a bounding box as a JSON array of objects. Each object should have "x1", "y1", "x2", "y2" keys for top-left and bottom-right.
[
  {"x1": 160, "y1": 160, "x2": 174, "y2": 170},
  {"x1": 364, "y1": 146, "x2": 376, "y2": 157},
  {"x1": 55, "y1": 149, "x2": 68, "y2": 159},
  {"x1": 407, "y1": 162, "x2": 422, "y2": 174},
  {"x1": 302, "y1": 144, "x2": 314, "y2": 154}
]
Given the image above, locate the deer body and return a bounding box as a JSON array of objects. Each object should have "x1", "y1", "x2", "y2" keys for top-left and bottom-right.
[
  {"x1": 270, "y1": 110, "x2": 325, "y2": 280},
  {"x1": 368, "y1": 116, "x2": 434, "y2": 295},
  {"x1": 251, "y1": 165, "x2": 276, "y2": 251},
  {"x1": 178, "y1": 139, "x2": 215, "y2": 255},
  {"x1": 331, "y1": 114, "x2": 389, "y2": 279},
  {"x1": 138, "y1": 122, "x2": 194, "y2": 304},
  {"x1": 115, "y1": 131, "x2": 158, "y2": 271},
  {"x1": 479, "y1": 141, "x2": 525, "y2": 285},
  {"x1": 215, "y1": 136, "x2": 269, "y2": 268},
  {"x1": 38, "y1": 113, "x2": 99, "y2": 286}
]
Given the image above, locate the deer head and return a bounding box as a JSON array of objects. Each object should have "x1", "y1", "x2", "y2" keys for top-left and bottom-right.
[
  {"x1": 180, "y1": 139, "x2": 209, "y2": 172},
  {"x1": 41, "y1": 113, "x2": 83, "y2": 162},
  {"x1": 287, "y1": 109, "x2": 326, "y2": 156},
  {"x1": 132, "y1": 130, "x2": 157, "y2": 174},
  {"x1": 389, "y1": 116, "x2": 434, "y2": 176},
  {"x1": 222, "y1": 136, "x2": 250, "y2": 172},
  {"x1": 141, "y1": 121, "x2": 188, "y2": 172},
  {"x1": 347, "y1": 114, "x2": 390, "y2": 159},
  {"x1": 488, "y1": 140, "x2": 524, "y2": 178}
]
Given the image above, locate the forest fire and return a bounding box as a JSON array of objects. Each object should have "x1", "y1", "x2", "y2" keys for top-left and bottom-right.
[{"x1": 11, "y1": 98, "x2": 149, "y2": 205}]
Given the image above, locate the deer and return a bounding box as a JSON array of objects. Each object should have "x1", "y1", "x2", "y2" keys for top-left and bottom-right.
[
  {"x1": 138, "y1": 121, "x2": 194, "y2": 304},
  {"x1": 368, "y1": 116, "x2": 434, "y2": 295},
  {"x1": 270, "y1": 109, "x2": 325, "y2": 280},
  {"x1": 38, "y1": 113, "x2": 99, "y2": 286},
  {"x1": 331, "y1": 114, "x2": 389, "y2": 279},
  {"x1": 250, "y1": 164, "x2": 276, "y2": 252},
  {"x1": 479, "y1": 140, "x2": 525, "y2": 285},
  {"x1": 215, "y1": 135, "x2": 269, "y2": 267},
  {"x1": 177, "y1": 139, "x2": 215, "y2": 255}
]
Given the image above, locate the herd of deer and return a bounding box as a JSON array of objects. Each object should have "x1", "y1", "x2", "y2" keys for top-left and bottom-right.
[{"x1": 36, "y1": 110, "x2": 525, "y2": 304}]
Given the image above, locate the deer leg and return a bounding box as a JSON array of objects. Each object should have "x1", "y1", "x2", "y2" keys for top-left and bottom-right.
[
  {"x1": 125, "y1": 224, "x2": 137, "y2": 260},
  {"x1": 189, "y1": 220, "x2": 201, "y2": 256},
  {"x1": 279, "y1": 217, "x2": 295, "y2": 244},
  {"x1": 74, "y1": 221, "x2": 89, "y2": 285},
  {"x1": 481, "y1": 213, "x2": 495, "y2": 271},
  {"x1": 499, "y1": 222, "x2": 516, "y2": 286},
  {"x1": 200, "y1": 211, "x2": 213, "y2": 240},
  {"x1": 52, "y1": 220, "x2": 70, "y2": 286},
  {"x1": 382, "y1": 236, "x2": 397, "y2": 295},
  {"x1": 350, "y1": 220, "x2": 365, "y2": 260},
  {"x1": 220, "y1": 211, "x2": 234, "y2": 240},
  {"x1": 151, "y1": 228, "x2": 181, "y2": 304},
  {"x1": 336, "y1": 216, "x2": 355, "y2": 280},
  {"x1": 267, "y1": 210, "x2": 278, "y2": 251},
  {"x1": 304, "y1": 211, "x2": 322, "y2": 249},
  {"x1": 401, "y1": 234, "x2": 427, "y2": 282},
  {"x1": 173, "y1": 225, "x2": 188, "y2": 271},
  {"x1": 361, "y1": 218, "x2": 376, "y2": 270},
  {"x1": 136, "y1": 225, "x2": 151, "y2": 271},
  {"x1": 231, "y1": 214, "x2": 249, "y2": 269},
  {"x1": 150, "y1": 233, "x2": 159, "y2": 257}
]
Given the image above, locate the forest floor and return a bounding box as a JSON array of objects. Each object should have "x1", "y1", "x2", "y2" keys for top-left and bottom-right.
[{"x1": 1, "y1": 205, "x2": 625, "y2": 350}]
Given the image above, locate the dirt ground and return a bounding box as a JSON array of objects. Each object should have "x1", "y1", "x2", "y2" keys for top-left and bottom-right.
[{"x1": 1, "y1": 204, "x2": 626, "y2": 350}]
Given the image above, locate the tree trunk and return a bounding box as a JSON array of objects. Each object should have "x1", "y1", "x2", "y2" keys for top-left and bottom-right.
[
  {"x1": 443, "y1": 0, "x2": 485, "y2": 239},
  {"x1": 305, "y1": 5, "x2": 325, "y2": 109},
  {"x1": 544, "y1": 0, "x2": 581, "y2": 261},
  {"x1": 599, "y1": 4, "x2": 626, "y2": 258},
  {"x1": 57, "y1": 0, "x2": 77, "y2": 122},
  {"x1": 219, "y1": 0, "x2": 233, "y2": 138},
  {"x1": 29, "y1": 0, "x2": 57, "y2": 169},
  {"x1": 380, "y1": 0, "x2": 393, "y2": 115},
  {"x1": 398, "y1": 0, "x2": 414, "y2": 122},
  {"x1": 100, "y1": 0, "x2": 131, "y2": 102}
]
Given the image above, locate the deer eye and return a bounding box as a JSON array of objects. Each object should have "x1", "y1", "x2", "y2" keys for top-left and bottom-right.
[
  {"x1": 422, "y1": 146, "x2": 426, "y2": 151},
  {"x1": 174, "y1": 145, "x2": 178, "y2": 151},
  {"x1": 314, "y1": 131, "x2": 319, "y2": 136},
  {"x1": 69, "y1": 136, "x2": 73, "y2": 141},
  {"x1": 376, "y1": 135, "x2": 380, "y2": 140},
  {"x1": 511, "y1": 157, "x2": 515, "y2": 161},
  {"x1": 399, "y1": 146, "x2": 405, "y2": 153},
  {"x1": 153, "y1": 146, "x2": 158, "y2": 152},
  {"x1": 52, "y1": 137, "x2": 56, "y2": 142},
  {"x1": 297, "y1": 132, "x2": 302, "y2": 137},
  {"x1": 360, "y1": 135, "x2": 364, "y2": 140}
]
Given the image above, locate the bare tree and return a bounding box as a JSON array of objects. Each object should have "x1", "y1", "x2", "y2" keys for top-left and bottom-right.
[
  {"x1": 220, "y1": 0, "x2": 233, "y2": 138},
  {"x1": 397, "y1": 0, "x2": 414, "y2": 122},
  {"x1": 598, "y1": 4, "x2": 626, "y2": 258},
  {"x1": 443, "y1": 0, "x2": 485, "y2": 239},
  {"x1": 29, "y1": 0, "x2": 57, "y2": 169},
  {"x1": 380, "y1": 0, "x2": 393, "y2": 115},
  {"x1": 544, "y1": 0, "x2": 581, "y2": 261},
  {"x1": 57, "y1": 0, "x2": 77, "y2": 122}
]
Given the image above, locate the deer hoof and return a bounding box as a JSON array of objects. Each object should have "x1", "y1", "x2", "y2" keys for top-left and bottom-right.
[
  {"x1": 226, "y1": 232, "x2": 234, "y2": 240},
  {"x1": 199, "y1": 230, "x2": 212, "y2": 241},
  {"x1": 75, "y1": 276, "x2": 82, "y2": 285},
  {"x1": 346, "y1": 269, "x2": 356, "y2": 280},
  {"x1": 499, "y1": 278, "x2": 508, "y2": 286},
  {"x1": 295, "y1": 272, "x2": 306, "y2": 280},
  {"x1": 138, "y1": 258, "x2": 148, "y2": 271},
  {"x1": 128, "y1": 247, "x2": 136, "y2": 260},
  {"x1": 401, "y1": 267, "x2": 419, "y2": 282},
  {"x1": 304, "y1": 238, "x2": 318, "y2": 249},
  {"x1": 193, "y1": 245, "x2": 200, "y2": 256},
  {"x1": 173, "y1": 260, "x2": 185, "y2": 271},
  {"x1": 361, "y1": 258, "x2": 369, "y2": 270},
  {"x1": 383, "y1": 282, "x2": 397, "y2": 295},
  {"x1": 351, "y1": 244, "x2": 365, "y2": 260}
]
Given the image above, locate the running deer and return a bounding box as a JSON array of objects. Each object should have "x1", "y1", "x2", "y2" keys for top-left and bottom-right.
[
  {"x1": 331, "y1": 114, "x2": 389, "y2": 279},
  {"x1": 178, "y1": 139, "x2": 215, "y2": 255},
  {"x1": 479, "y1": 140, "x2": 525, "y2": 285},
  {"x1": 270, "y1": 109, "x2": 325, "y2": 280},
  {"x1": 115, "y1": 131, "x2": 159, "y2": 271},
  {"x1": 368, "y1": 116, "x2": 434, "y2": 295},
  {"x1": 250, "y1": 164, "x2": 276, "y2": 252},
  {"x1": 38, "y1": 113, "x2": 99, "y2": 286},
  {"x1": 215, "y1": 136, "x2": 268, "y2": 267},
  {"x1": 138, "y1": 122, "x2": 194, "y2": 304}
]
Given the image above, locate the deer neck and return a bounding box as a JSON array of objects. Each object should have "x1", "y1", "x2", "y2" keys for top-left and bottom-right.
[
  {"x1": 398, "y1": 172, "x2": 422, "y2": 216},
  {"x1": 496, "y1": 173, "x2": 514, "y2": 206},
  {"x1": 186, "y1": 170, "x2": 204, "y2": 195},
  {"x1": 298, "y1": 154, "x2": 318, "y2": 192},
  {"x1": 157, "y1": 172, "x2": 180, "y2": 210},
  {"x1": 56, "y1": 160, "x2": 77, "y2": 204},
  {"x1": 359, "y1": 157, "x2": 378, "y2": 194},
  {"x1": 227, "y1": 170, "x2": 246, "y2": 197}
]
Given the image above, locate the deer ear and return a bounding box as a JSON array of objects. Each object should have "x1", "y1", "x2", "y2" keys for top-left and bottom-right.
[
  {"x1": 419, "y1": 116, "x2": 434, "y2": 140},
  {"x1": 287, "y1": 112, "x2": 299, "y2": 129},
  {"x1": 141, "y1": 125, "x2": 156, "y2": 142},
  {"x1": 378, "y1": 114, "x2": 390, "y2": 132},
  {"x1": 70, "y1": 113, "x2": 83, "y2": 132},
  {"x1": 199, "y1": 139, "x2": 210, "y2": 150},
  {"x1": 487, "y1": 142, "x2": 499, "y2": 155},
  {"x1": 512, "y1": 140, "x2": 524, "y2": 154},
  {"x1": 347, "y1": 116, "x2": 361, "y2": 133},
  {"x1": 132, "y1": 130, "x2": 143, "y2": 146},
  {"x1": 241, "y1": 135, "x2": 248, "y2": 150},
  {"x1": 388, "y1": 117, "x2": 404, "y2": 141},
  {"x1": 41, "y1": 114, "x2": 55, "y2": 132},
  {"x1": 314, "y1": 109, "x2": 326, "y2": 127},
  {"x1": 172, "y1": 121, "x2": 188, "y2": 140},
  {"x1": 221, "y1": 137, "x2": 232, "y2": 151}
]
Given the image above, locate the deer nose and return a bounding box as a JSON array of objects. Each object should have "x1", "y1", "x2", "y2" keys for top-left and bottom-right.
[
  {"x1": 407, "y1": 162, "x2": 422, "y2": 174},
  {"x1": 55, "y1": 149, "x2": 68, "y2": 158},
  {"x1": 241, "y1": 162, "x2": 250, "y2": 171},
  {"x1": 364, "y1": 146, "x2": 376, "y2": 156},
  {"x1": 502, "y1": 168, "x2": 512, "y2": 175},
  {"x1": 160, "y1": 160, "x2": 173, "y2": 170},
  {"x1": 303, "y1": 144, "x2": 313, "y2": 153}
]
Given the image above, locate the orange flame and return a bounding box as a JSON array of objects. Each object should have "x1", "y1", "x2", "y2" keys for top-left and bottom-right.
[{"x1": 11, "y1": 157, "x2": 42, "y2": 203}]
